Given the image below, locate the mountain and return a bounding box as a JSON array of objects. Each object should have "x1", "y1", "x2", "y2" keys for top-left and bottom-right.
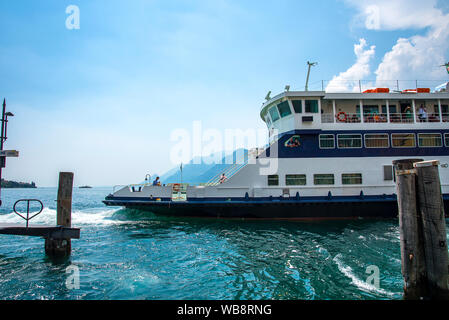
[{"x1": 159, "y1": 149, "x2": 249, "y2": 185}]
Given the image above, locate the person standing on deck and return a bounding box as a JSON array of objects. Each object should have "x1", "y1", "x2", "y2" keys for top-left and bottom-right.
[
  {"x1": 404, "y1": 106, "x2": 412, "y2": 122},
  {"x1": 418, "y1": 104, "x2": 428, "y2": 122},
  {"x1": 422, "y1": 107, "x2": 428, "y2": 122},
  {"x1": 219, "y1": 174, "x2": 227, "y2": 184}
]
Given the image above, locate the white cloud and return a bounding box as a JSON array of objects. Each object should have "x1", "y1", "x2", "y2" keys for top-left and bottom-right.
[
  {"x1": 347, "y1": 0, "x2": 444, "y2": 31},
  {"x1": 346, "y1": 0, "x2": 449, "y2": 83},
  {"x1": 326, "y1": 38, "x2": 376, "y2": 92},
  {"x1": 375, "y1": 22, "x2": 449, "y2": 81}
]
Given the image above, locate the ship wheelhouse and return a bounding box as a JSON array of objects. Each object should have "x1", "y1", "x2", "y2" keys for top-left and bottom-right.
[{"x1": 260, "y1": 90, "x2": 449, "y2": 138}]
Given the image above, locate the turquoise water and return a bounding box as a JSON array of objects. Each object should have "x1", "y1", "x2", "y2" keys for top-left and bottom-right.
[{"x1": 0, "y1": 187, "x2": 444, "y2": 300}]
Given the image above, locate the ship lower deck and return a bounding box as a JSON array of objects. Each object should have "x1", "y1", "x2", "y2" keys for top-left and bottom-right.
[{"x1": 103, "y1": 194, "x2": 449, "y2": 220}]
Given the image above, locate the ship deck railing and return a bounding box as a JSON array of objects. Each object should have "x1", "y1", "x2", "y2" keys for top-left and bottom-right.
[
  {"x1": 205, "y1": 160, "x2": 250, "y2": 186},
  {"x1": 321, "y1": 112, "x2": 449, "y2": 124}
]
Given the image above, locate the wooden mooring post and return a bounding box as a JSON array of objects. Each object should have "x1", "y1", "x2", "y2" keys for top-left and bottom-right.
[
  {"x1": 45, "y1": 172, "x2": 74, "y2": 257},
  {"x1": 394, "y1": 159, "x2": 449, "y2": 300},
  {"x1": 0, "y1": 172, "x2": 79, "y2": 256}
]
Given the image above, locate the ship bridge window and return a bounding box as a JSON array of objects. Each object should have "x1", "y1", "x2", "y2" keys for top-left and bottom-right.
[
  {"x1": 342, "y1": 173, "x2": 362, "y2": 185},
  {"x1": 392, "y1": 134, "x2": 416, "y2": 148},
  {"x1": 292, "y1": 100, "x2": 303, "y2": 113},
  {"x1": 314, "y1": 174, "x2": 335, "y2": 185},
  {"x1": 337, "y1": 134, "x2": 362, "y2": 149},
  {"x1": 265, "y1": 115, "x2": 272, "y2": 127},
  {"x1": 286, "y1": 174, "x2": 307, "y2": 186},
  {"x1": 277, "y1": 101, "x2": 292, "y2": 118},
  {"x1": 319, "y1": 134, "x2": 335, "y2": 149},
  {"x1": 364, "y1": 134, "x2": 389, "y2": 148},
  {"x1": 418, "y1": 133, "x2": 442, "y2": 147},
  {"x1": 269, "y1": 107, "x2": 280, "y2": 122},
  {"x1": 268, "y1": 175, "x2": 279, "y2": 186},
  {"x1": 305, "y1": 100, "x2": 319, "y2": 113}
]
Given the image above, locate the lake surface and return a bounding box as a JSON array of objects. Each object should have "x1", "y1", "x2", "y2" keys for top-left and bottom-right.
[{"x1": 0, "y1": 187, "x2": 442, "y2": 300}]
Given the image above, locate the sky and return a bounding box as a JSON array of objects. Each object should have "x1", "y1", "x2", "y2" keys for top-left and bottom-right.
[{"x1": 0, "y1": 0, "x2": 448, "y2": 187}]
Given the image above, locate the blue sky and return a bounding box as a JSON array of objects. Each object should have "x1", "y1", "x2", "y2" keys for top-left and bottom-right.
[{"x1": 1, "y1": 0, "x2": 448, "y2": 186}]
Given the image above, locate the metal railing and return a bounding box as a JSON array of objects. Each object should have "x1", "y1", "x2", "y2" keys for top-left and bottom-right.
[
  {"x1": 443, "y1": 113, "x2": 449, "y2": 122},
  {"x1": 335, "y1": 113, "x2": 362, "y2": 123},
  {"x1": 322, "y1": 112, "x2": 449, "y2": 124},
  {"x1": 415, "y1": 113, "x2": 445, "y2": 123},
  {"x1": 364, "y1": 113, "x2": 388, "y2": 123},
  {"x1": 389, "y1": 113, "x2": 413, "y2": 123},
  {"x1": 113, "y1": 185, "x2": 127, "y2": 193},
  {"x1": 304, "y1": 79, "x2": 448, "y2": 93},
  {"x1": 205, "y1": 160, "x2": 249, "y2": 186}
]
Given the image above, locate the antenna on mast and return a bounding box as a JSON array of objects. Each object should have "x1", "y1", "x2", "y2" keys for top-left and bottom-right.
[{"x1": 305, "y1": 61, "x2": 318, "y2": 91}]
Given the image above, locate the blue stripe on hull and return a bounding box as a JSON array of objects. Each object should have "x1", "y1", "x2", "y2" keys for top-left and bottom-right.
[{"x1": 261, "y1": 129, "x2": 449, "y2": 159}]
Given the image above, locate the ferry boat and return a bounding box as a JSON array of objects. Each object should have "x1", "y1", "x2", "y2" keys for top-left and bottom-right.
[{"x1": 104, "y1": 82, "x2": 449, "y2": 219}]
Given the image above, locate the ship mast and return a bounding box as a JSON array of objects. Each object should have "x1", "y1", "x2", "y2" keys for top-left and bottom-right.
[{"x1": 305, "y1": 61, "x2": 317, "y2": 91}]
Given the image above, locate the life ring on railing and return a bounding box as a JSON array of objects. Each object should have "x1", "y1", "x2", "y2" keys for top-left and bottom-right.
[
  {"x1": 336, "y1": 112, "x2": 348, "y2": 122},
  {"x1": 173, "y1": 184, "x2": 181, "y2": 192}
]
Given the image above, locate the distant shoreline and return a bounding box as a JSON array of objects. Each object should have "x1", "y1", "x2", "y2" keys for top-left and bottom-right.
[{"x1": 1, "y1": 179, "x2": 37, "y2": 189}]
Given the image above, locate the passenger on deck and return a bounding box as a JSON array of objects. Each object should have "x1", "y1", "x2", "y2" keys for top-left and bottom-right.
[
  {"x1": 418, "y1": 105, "x2": 428, "y2": 122},
  {"x1": 153, "y1": 177, "x2": 161, "y2": 186},
  {"x1": 404, "y1": 106, "x2": 413, "y2": 121},
  {"x1": 219, "y1": 174, "x2": 227, "y2": 184}
]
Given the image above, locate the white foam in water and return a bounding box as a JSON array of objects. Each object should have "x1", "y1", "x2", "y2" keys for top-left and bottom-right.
[
  {"x1": 0, "y1": 207, "x2": 135, "y2": 226},
  {"x1": 333, "y1": 254, "x2": 396, "y2": 298}
]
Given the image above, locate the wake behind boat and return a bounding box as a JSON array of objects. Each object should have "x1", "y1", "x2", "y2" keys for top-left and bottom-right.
[{"x1": 104, "y1": 80, "x2": 449, "y2": 219}]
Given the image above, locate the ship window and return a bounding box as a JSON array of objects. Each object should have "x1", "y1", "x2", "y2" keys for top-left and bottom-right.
[
  {"x1": 337, "y1": 134, "x2": 362, "y2": 149},
  {"x1": 418, "y1": 133, "x2": 442, "y2": 147},
  {"x1": 265, "y1": 115, "x2": 272, "y2": 127},
  {"x1": 445, "y1": 134, "x2": 449, "y2": 147},
  {"x1": 365, "y1": 134, "x2": 389, "y2": 148},
  {"x1": 305, "y1": 100, "x2": 319, "y2": 113},
  {"x1": 388, "y1": 105, "x2": 397, "y2": 113},
  {"x1": 268, "y1": 175, "x2": 279, "y2": 186},
  {"x1": 314, "y1": 174, "x2": 334, "y2": 185},
  {"x1": 269, "y1": 107, "x2": 280, "y2": 122},
  {"x1": 363, "y1": 105, "x2": 379, "y2": 114},
  {"x1": 292, "y1": 100, "x2": 302, "y2": 113},
  {"x1": 277, "y1": 101, "x2": 292, "y2": 118},
  {"x1": 319, "y1": 134, "x2": 335, "y2": 149},
  {"x1": 286, "y1": 174, "x2": 306, "y2": 186},
  {"x1": 342, "y1": 173, "x2": 362, "y2": 185},
  {"x1": 391, "y1": 134, "x2": 416, "y2": 148}
]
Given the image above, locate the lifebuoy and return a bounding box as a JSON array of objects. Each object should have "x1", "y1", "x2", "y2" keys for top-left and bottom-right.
[
  {"x1": 173, "y1": 184, "x2": 181, "y2": 192},
  {"x1": 336, "y1": 112, "x2": 348, "y2": 122}
]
